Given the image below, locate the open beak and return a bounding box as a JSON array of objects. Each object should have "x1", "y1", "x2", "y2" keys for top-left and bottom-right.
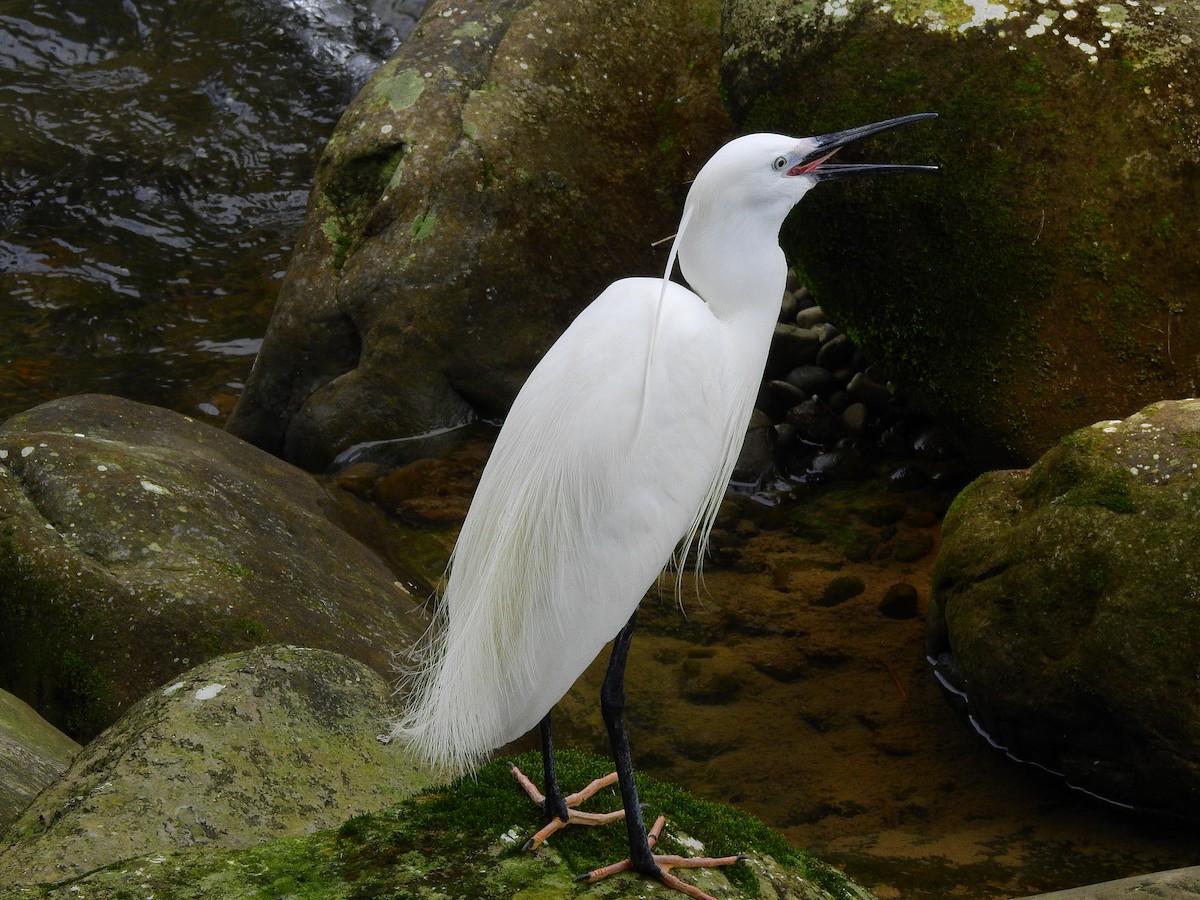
[{"x1": 788, "y1": 112, "x2": 939, "y2": 180}]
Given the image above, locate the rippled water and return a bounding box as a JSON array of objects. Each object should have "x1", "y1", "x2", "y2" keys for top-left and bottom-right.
[{"x1": 0, "y1": 0, "x2": 425, "y2": 421}]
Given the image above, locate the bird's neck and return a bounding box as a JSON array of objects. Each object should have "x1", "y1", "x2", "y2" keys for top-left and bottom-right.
[{"x1": 677, "y1": 207, "x2": 789, "y2": 327}]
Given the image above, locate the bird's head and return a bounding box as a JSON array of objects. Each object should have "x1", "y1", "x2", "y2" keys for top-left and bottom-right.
[{"x1": 689, "y1": 112, "x2": 939, "y2": 222}]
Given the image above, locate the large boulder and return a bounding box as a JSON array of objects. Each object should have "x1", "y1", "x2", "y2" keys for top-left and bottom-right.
[
  {"x1": 0, "y1": 691, "x2": 79, "y2": 834},
  {"x1": 0, "y1": 646, "x2": 432, "y2": 886},
  {"x1": 226, "y1": 0, "x2": 733, "y2": 471},
  {"x1": 0, "y1": 749, "x2": 871, "y2": 899},
  {"x1": 0, "y1": 395, "x2": 427, "y2": 741},
  {"x1": 928, "y1": 399, "x2": 1200, "y2": 815},
  {"x1": 722, "y1": 0, "x2": 1200, "y2": 467}
]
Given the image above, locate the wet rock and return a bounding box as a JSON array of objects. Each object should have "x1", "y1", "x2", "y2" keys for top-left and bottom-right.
[
  {"x1": 818, "y1": 575, "x2": 866, "y2": 607},
  {"x1": 846, "y1": 372, "x2": 891, "y2": 410},
  {"x1": 724, "y1": 0, "x2": 1200, "y2": 469},
  {"x1": 0, "y1": 690, "x2": 80, "y2": 834},
  {"x1": 786, "y1": 364, "x2": 836, "y2": 398},
  {"x1": 913, "y1": 426, "x2": 957, "y2": 461},
  {"x1": 733, "y1": 409, "x2": 776, "y2": 485},
  {"x1": 879, "y1": 583, "x2": 919, "y2": 620},
  {"x1": 841, "y1": 402, "x2": 868, "y2": 437},
  {"x1": 794, "y1": 305, "x2": 826, "y2": 329},
  {"x1": 786, "y1": 398, "x2": 841, "y2": 447},
  {"x1": 816, "y1": 333, "x2": 855, "y2": 370},
  {"x1": 0, "y1": 395, "x2": 426, "y2": 741},
  {"x1": 227, "y1": 0, "x2": 732, "y2": 470},
  {"x1": 928, "y1": 400, "x2": 1200, "y2": 816},
  {"x1": 887, "y1": 463, "x2": 929, "y2": 491},
  {"x1": 768, "y1": 324, "x2": 822, "y2": 375},
  {"x1": 0, "y1": 646, "x2": 433, "y2": 886}
]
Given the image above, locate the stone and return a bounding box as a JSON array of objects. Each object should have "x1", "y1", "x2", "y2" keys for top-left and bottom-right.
[
  {"x1": 0, "y1": 690, "x2": 79, "y2": 834},
  {"x1": 846, "y1": 371, "x2": 891, "y2": 410},
  {"x1": 928, "y1": 400, "x2": 1200, "y2": 816},
  {"x1": 723, "y1": 0, "x2": 1200, "y2": 468},
  {"x1": 767, "y1": 324, "x2": 822, "y2": 375},
  {"x1": 879, "y1": 583, "x2": 919, "y2": 620},
  {"x1": 226, "y1": 0, "x2": 732, "y2": 471},
  {"x1": 0, "y1": 646, "x2": 433, "y2": 885},
  {"x1": 786, "y1": 364, "x2": 836, "y2": 398},
  {"x1": 818, "y1": 574, "x2": 866, "y2": 607},
  {"x1": 733, "y1": 409, "x2": 776, "y2": 485},
  {"x1": 794, "y1": 305, "x2": 827, "y2": 329},
  {"x1": 0, "y1": 395, "x2": 426, "y2": 741},
  {"x1": 786, "y1": 398, "x2": 842, "y2": 447},
  {"x1": 841, "y1": 401, "x2": 868, "y2": 437},
  {"x1": 815, "y1": 332, "x2": 854, "y2": 370},
  {"x1": 0, "y1": 750, "x2": 874, "y2": 899}
]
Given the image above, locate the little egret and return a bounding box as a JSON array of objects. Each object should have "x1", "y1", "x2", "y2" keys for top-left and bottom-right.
[{"x1": 394, "y1": 112, "x2": 937, "y2": 898}]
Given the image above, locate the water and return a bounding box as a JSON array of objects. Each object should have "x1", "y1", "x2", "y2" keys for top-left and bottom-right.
[{"x1": 0, "y1": 0, "x2": 425, "y2": 422}]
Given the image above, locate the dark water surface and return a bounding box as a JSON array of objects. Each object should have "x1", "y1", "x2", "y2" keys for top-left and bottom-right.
[{"x1": 0, "y1": 0, "x2": 422, "y2": 420}]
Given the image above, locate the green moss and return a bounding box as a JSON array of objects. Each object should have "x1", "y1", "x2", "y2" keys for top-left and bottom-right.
[
  {"x1": 319, "y1": 148, "x2": 406, "y2": 272},
  {"x1": 5, "y1": 753, "x2": 868, "y2": 899}
]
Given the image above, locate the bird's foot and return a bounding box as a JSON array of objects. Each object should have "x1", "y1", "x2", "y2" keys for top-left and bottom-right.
[
  {"x1": 573, "y1": 815, "x2": 746, "y2": 900},
  {"x1": 509, "y1": 762, "x2": 626, "y2": 850}
]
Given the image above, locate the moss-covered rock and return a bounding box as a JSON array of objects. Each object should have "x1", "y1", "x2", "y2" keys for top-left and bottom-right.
[
  {"x1": 0, "y1": 690, "x2": 79, "y2": 835},
  {"x1": 227, "y1": 0, "x2": 733, "y2": 471},
  {"x1": 0, "y1": 394, "x2": 427, "y2": 741},
  {"x1": 722, "y1": 0, "x2": 1200, "y2": 467},
  {"x1": 0, "y1": 646, "x2": 433, "y2": 885},
  {"x1": 0, "y1": 750, "x2": 872, "y2": 899},
  {"x1": 928, "y1": 399, "x2": 1200, "y2": 815}
]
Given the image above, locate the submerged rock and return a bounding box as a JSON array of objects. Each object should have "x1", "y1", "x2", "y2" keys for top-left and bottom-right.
[
  {"x1": 0, "y1": 691, "x2": 79, "y2": 834},
  {"x1": 723, "y1": 0, "x2": 1200, "y2": 468},
  {"x1": 929, "y1": 399, "x2": 1200, "y2": 815},
  {"x1": 0, "y1": 395, "x2": 426, "y2": 741},
  {"x1": 0, "y1": 646, "x2": 432, "y2": 885},
  {"x1": 0, "y1": 750, "x2": 872, "y2": 899}
]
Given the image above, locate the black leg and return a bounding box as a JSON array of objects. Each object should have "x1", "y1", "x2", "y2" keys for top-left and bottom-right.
[
  {"x1": 601, "y1": 610, "x2": 662, "y2": 878},
  {"x1": 538, "y1": 713, "x2": 570, "y2": 823}
]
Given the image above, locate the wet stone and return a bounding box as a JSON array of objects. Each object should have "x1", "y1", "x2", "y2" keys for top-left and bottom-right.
[
  {"x1": 879, "y1": 583, "x2": 920, "y2": 620},
  {"x1": 767, "y1": 324, "x2": 821, "y2": 374},
  {"x1": 818, "y1": 574, "x2": 866, "y2": 607},
  {"x1": 786, "y1": 364, "x2": 836, "y2": 398},
  {"x1": 794, "y1": 305, "x2": 827, "y2": 328},
  {"x1": 786, "y1": 398, "x2": 842, "y2": 447},
  {"x1": 842, "y1": 402, "x2": 868, "y2": 437},
  {"x1": 847, "y1": 372, "x2": 892, "y2": 410}
]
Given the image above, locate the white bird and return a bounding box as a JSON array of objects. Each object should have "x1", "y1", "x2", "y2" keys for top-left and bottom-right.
[{"x1": 393, "y1": 113, "x2": 937, "y2": 898}]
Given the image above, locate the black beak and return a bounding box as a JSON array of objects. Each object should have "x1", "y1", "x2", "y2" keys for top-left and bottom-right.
[{"x1": 805, "y1": 112, "x2": 938, "y2": 181}]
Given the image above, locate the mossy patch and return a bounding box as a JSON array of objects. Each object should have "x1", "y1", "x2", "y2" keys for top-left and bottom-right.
[
  {"x1": 319, "y1": 147, "x2": 405, "y2": 271},
  {"x1": 1, "y1": 752, "x2": 870, "y2": 899}
]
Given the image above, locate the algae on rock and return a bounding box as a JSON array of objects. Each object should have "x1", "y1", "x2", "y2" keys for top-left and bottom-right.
[{"x1": 0, "y1": 751, "x2": 873, "y2": 899}]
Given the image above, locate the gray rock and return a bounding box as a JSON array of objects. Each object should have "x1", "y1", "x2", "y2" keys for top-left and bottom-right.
[
  {"x1": 1019, "y1": 865, "x2": 1200, "y2": 899},
  {"x1": 0, "y1": 646, "x2": 433, "y2": 885},
  {"x1": 226, "y1": 0, "x2": 733, "y2": 471},
  {"x1": 767, "y1": 323, "x2": 821, "y2": 375},
  {"x1": 841, "y1": 401, "x2": 868, "y2": 437},
  {"x1": 724, "y1": 0, "x2": 1200, "y2": 468},
  {"x1": 785, "y1": 364, "x2": 835, "y2": 398},
  {"x1": 0, "y1": 691, "x2": 79, "y2": 835},
  {"x1": 786, "y1": 398, "x2": 841, "y2": 447},
  {"x1": 733, "y1": 409, "x2": 775, "y2": 485},
  {"x1": 929, "y1": 400, "x2": 1200, "y2": 816},
  {"x1": 0, "y1": 395, "x2": 426, "y2": 741},
  {"x1": 846, "y1": 371, "x2": 891, "y2": 410},
  {"x1": 794, "y1": 305, "x2": 826, "y2": 329},
  {"x1": 815, "y1": 333, "x2": 854, "y2": 370}
]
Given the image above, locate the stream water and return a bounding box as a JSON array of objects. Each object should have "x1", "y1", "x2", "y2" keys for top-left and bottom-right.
[{"x1": 3, "y1": 2, "x2": 1197, "y2": 897}]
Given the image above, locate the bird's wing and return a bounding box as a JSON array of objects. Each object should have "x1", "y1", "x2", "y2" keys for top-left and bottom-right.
[{"x1": 393, "y1": 276, "x2": 731, "y2": 772}]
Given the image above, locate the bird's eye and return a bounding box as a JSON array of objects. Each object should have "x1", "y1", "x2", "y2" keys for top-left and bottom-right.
[{"x1": 772, "y1": 156, "x2": 788, "y2": 171}]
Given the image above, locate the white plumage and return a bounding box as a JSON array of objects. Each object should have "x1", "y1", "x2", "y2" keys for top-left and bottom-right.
[{"x1": 393, "y1": 119, "x2": 937, "y2": 777}]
